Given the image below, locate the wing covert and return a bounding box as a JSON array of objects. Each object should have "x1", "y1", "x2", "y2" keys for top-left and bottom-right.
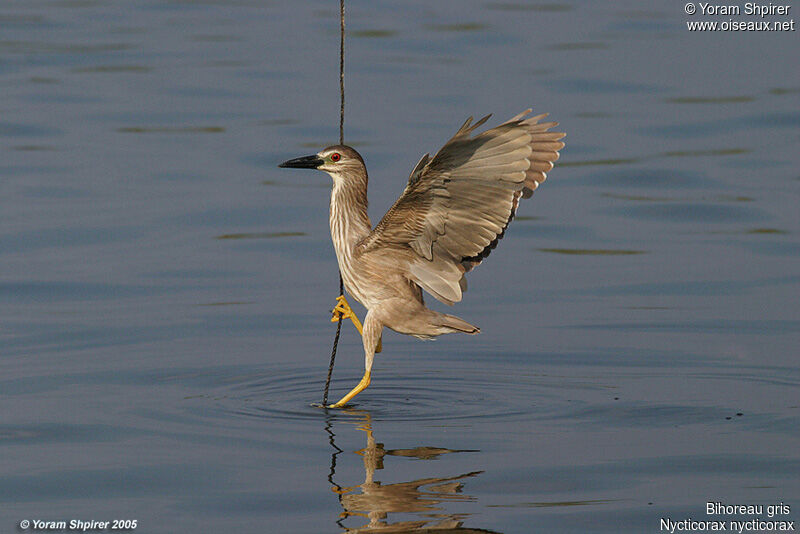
[{"x1": 357, "y1": 109, "x2": 565, "y2": 304}]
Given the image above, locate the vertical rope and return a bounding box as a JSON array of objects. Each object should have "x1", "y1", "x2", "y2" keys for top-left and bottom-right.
[
  {"x1": 322, "y1": 274, "x2": 343, "y2": 406},
  {"x1": 323, "y1": 0, "x2": 346, "y2": 407},
  {"x1": 338, "y1": 0, "x2": 345, "y2": 145}
]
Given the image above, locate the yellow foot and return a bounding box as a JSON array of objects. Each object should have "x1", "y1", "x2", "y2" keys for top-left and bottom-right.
[
  {"x1": 330, "y1": 295, "x2": 382, "y2": 353},
  {"x1": 331, "y1": 294, "x2": 363, "y2": 333},
  {"x1": 329, "y1": 370, "x2": 371, "y2": 408}
]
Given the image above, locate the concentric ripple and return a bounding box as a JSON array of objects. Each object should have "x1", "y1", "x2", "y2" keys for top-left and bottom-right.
[{"x1": 212, "y1": 360, "x2": 581, "y2": 423}]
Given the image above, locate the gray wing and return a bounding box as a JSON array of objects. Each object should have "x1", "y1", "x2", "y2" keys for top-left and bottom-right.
[{"x1": 357, "y1": 109, "x2": 565, "y2": 305}]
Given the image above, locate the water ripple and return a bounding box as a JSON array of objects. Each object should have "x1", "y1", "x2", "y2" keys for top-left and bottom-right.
[{"x1": 214, "y1": 365, "x2": 564, "y2": 423}]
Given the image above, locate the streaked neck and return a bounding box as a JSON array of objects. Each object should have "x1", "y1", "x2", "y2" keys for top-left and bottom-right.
[{"x1": 329, "y1": 176, "x2": 371, "y2": 258}]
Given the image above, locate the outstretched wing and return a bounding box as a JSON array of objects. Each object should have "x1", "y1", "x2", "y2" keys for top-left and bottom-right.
[{"x1": 357, "y1": 109, "x2": 565, "y2": 305}]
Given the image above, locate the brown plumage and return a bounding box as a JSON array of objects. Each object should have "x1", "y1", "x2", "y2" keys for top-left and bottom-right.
[{"x1": 279, "y1": 109, "x2": 565, "y2": 407}]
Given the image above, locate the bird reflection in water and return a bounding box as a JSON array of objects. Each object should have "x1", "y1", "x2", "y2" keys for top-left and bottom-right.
[{"x1": 324, "y1": 411, "x2": 501, "y2": 533}]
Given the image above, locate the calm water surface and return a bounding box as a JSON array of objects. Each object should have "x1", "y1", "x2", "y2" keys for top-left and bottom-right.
[{"x1": 2, "y1": 1, "x2": 798, "y2": 532}]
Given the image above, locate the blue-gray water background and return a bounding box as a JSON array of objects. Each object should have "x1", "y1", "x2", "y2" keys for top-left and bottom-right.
[{"x1": 2, "y1": 1, "x2": 798, "y2": 532}]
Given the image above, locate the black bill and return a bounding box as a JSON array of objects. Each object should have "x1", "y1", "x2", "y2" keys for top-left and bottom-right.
[{"x1": 278, "y1": 154, "x2": 323, "y2": 169}]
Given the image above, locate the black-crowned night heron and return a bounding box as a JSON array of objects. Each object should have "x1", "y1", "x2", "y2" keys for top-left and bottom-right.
[{"x1": 279, "y1": 109, "x2": 565, "y2": 407}]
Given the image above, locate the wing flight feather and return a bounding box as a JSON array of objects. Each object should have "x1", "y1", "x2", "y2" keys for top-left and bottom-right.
[{"x1": 357, "y1": 109, "x2": 565, "y2": 304}]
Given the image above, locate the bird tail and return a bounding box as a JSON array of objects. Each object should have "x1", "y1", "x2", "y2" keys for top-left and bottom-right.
[{"x1": 439, "y1": 313, "x2": 480, "y2": 335}]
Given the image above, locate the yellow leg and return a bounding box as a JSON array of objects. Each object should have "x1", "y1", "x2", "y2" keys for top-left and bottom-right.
[
  {"x1": 329, "y1": 370, "x2": 371, "y2": 408},
  {"x1": 331, "y1": 295, "x2": 382, "y2": 353}
]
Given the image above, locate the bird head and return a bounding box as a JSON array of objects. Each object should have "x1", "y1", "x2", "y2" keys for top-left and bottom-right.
[{"x1": 279, "y1": 145, "x2": 365, "y2": 185}]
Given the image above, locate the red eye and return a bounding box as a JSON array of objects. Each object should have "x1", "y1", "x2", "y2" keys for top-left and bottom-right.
[{"x1": 331, "y1": 152, "x2": 341, "y2": 162}]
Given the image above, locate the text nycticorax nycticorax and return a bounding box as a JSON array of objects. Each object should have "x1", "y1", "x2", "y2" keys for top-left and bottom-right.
[{"x1": 279, "y1": 109, "x2": 565, "y2": 407}]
